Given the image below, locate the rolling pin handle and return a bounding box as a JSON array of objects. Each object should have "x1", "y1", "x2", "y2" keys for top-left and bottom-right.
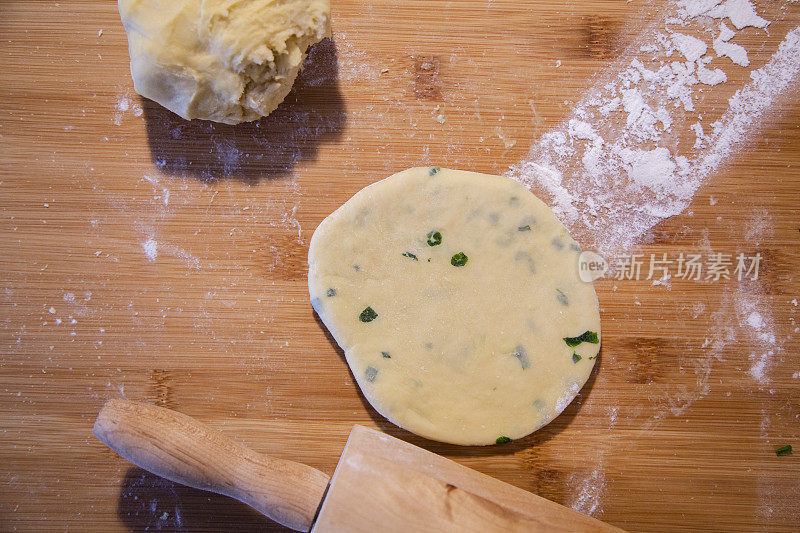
[{"x1": 93, "y1": 399, "x2": 330, "y2": 532}]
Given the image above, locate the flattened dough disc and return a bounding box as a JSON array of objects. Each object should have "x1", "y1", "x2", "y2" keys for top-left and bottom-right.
[{"x1": 308, "y1": 167, "x2": 601, "y2": 445}]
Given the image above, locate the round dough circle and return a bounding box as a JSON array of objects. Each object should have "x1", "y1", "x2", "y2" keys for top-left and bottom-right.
[
  {"x1": 308, "y1": 168, "x2": 601, "y2": 445},
  {"x1": 118, "y1": 0, "x2": 330, "y2": 124}
]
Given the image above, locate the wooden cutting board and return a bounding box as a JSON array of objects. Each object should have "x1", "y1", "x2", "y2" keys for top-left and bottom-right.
[{"x1": 1, "y1": 1, "x2": 799, "y2": 531}]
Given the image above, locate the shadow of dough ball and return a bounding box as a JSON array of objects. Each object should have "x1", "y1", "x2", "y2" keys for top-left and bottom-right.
[{"x1": 118, "y1": 0, "x2": 331, "y2": 125}]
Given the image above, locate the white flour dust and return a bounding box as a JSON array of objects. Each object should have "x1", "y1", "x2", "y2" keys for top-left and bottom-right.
[
  {"x1": 113, "y1": 90, "x2": 143, "y2": 125},
  {"x1": 714, "y1": 22, "x2": 751, "y2": 67},
  {"x1": 335, "y1": 32, "x2": 382, "y2": 83},
  {"x1": 508, "y1": 1, "x2": 800, "y2": 259},
  {"x1": 142, "y1": 174, "x2": 170, "y2": 206},
  {"x1": 139, "y1": 229, "x2": 203, "y2": 269},
  {"x1": 569, "y1": 469, "x2": 606, "y2": 516},
  {"x1": 736, "y1": 296, "x2": 781, "y2": 385},
  {"x1": 694, "y1": 27, "x2": 800, "y2": 181},
  {"x1": 141, "y1": 238, "x2": 158, "y2": 261},
  {"x1": 646, "y1": 288, "x2": 736, "y2": 427}
]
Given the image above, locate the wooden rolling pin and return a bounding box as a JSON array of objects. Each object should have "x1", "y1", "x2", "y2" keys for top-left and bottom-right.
[{"x1": 94, "y1": 399, "x2": 624, "y2": 532}]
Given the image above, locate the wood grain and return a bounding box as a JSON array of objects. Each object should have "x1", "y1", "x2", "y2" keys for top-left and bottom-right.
[{"x1": 1, "y1": 1, "x2": 799, "y2": 532}]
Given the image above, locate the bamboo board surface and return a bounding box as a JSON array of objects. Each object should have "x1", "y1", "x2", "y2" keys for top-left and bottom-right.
[{"x1": 1, "y1": 1, "x2": 799, "y2": 531}]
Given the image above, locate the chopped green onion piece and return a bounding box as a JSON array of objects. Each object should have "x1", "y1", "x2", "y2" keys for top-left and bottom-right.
[
  {"x1": 496, "y1": 436, "x2": 512, "y2": 444},
  {"x1": 427, "y1": 231, "x2": 442, "y2": 246},
  {"x1": 563, "y1": 331, "x2": 599, "y2": 347},
  {"x1": 518, "y1": 225, "x2": 531, "y2": 231},
  {"x1": 429, "y1": 166, "x2": 441, "y2": 176},
  {"x1": 402, "y1": 251, "x2": 418, "y2": 261},
  {"x1": 572, "y1": 352, "x2": 582, "y2": 363},
  {"x1": 359, "y1": 307, "x2": 378, "y2": 323},
  {"x1": 381, "y1": 351, "x2": 391, "y2": 359},
  {"x1": 776, "y1": 445, "x2": 793, "y2": 456},
  {"x1": 451, "y1": 252, "x2": 468, "y2": 267}
]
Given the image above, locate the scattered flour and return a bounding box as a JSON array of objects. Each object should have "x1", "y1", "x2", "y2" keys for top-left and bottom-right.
[
  {"x1": 746, "y1": 310, "x2": 765, "y2": 330},
  {"x1": 113, "y1": 91, "x2": 144, "y2": 125},
  {"x1": 744, "y1": 209, "x2": 773, "y2": 244},
  {"x1": 671, "y1": 33, "x2": 707, "y2": 62},
  {"x1": 713, "y1": 23, "x2": 750, "y2": 67},
  {"x1": 694, "y1": 27, "x2": 800, "y2": 181},
  {"x1": 158, "y1": 243, "x2": 202, "y2": 270},
  {"x1": 696, "y1": 58, "x2": 728, "y2": 86},
  {"x1": 509, "y1": 0, "x2": 799, "y2": 259},
  {"x1": 705, "y1": 0, "x2": 770, "y2": 29},
  {"x1": 652, "y1": 273, "x2": 672, "y2": 288},
  {"x1": 141, "y1": 239, "x2": 158, "y2": 261},
  {"x1": 736, "y1": 295, "x2": 782, "y2": 385},
  {"x1": 569, "y1": 469, "x2": 606, "y2": 516},
  {"x1": 335, "y1": 32, "x2": 382, "y2": 83},
  {"x1": 495, "y1": 126, "x2": 517, "y2": 149},
  {"x1": 142, "y1": 174, "x2": 171, "y2": 207},
  {"x1": 280, "y1": 205, "x2": 304, "y2": 245}
]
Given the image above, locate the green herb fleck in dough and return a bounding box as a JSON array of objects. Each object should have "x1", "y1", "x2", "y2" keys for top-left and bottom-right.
[
  {"x1": 556, "y1": 289, "x2": 568, "y2": 306},
  {"x1": 588, "y1": 355, "x2": 598, "y2": 360},
  {"x1": 365, "y1": 366, "x2": 378, "y2": 382},
  {"x1": 429, "y1": 166, "x2": 441, "y2": 176},
  {"x1": 509, "y1": 196, "x2": 520, "y2": 207},
  {"x1": 427, "y1": 231, "x2": 442, "y2": 246},
  {"x1": 402, "y1": 252, "x2": 418, "y2": 261},
  {"x1": 563, "y1": 331, "x2": 599, "y2": 347},
  {"x1": 381, "y1": 351, "x2": 391, "y2": 359},
  {"x1": 572, "y1": 352, "x2": 582, "y2": 363},
  {"x1": 776, "y1": 444, "x2": 793, "y2": 456},
  {"x1": 353, "y1": 264, "x2": 361, "y2": 271},
  {"x1": 518, "y1": 225, "x2": 531, "y2": 232},
  {"x1": 326, "y1": 288, "x2": 337, "y2": 297},
  {"x1": 427, "y1": 258, "x2": 431, "y2": 262},
  {"x1": 496, "y1": 436, "x2": 512, "y2": 444},
  {"x1": 359, "y1": 307, "x2": 378, "y2": 323},
  {"x1": 451, "y1": 252, "x2": 468, "y2": 267},
  {"x1": 513, "y1": 345, "x2": 531, "y2": 370}
]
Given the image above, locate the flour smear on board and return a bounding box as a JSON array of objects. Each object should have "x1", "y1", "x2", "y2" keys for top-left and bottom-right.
[{"x1": 508, "y1": 0, "x2": 800, "y2": 259}]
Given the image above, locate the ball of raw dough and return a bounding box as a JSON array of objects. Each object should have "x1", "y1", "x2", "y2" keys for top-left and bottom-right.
[{"x1": 118, "y1": 0, "x2": 331, "y2": 124}]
